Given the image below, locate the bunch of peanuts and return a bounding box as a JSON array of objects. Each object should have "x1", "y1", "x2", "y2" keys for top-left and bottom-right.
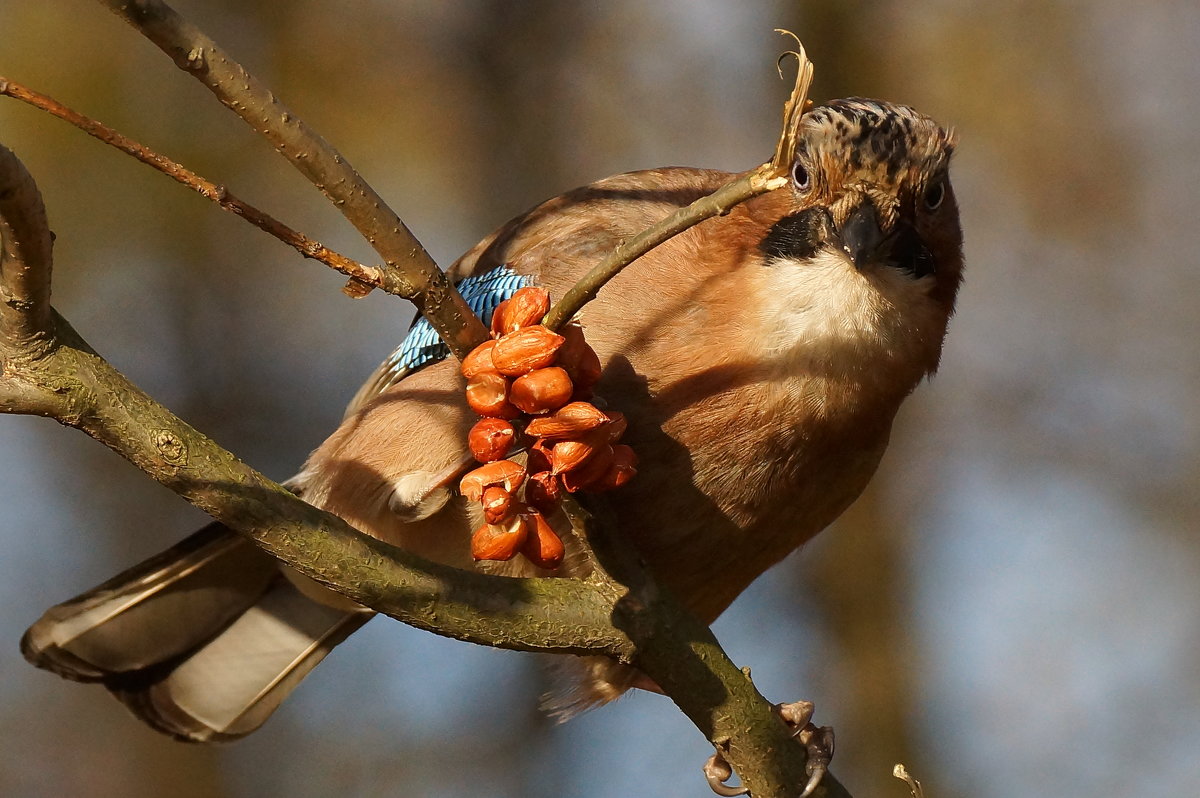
[{"x1": 459, "y1": 286, "x2": 637, "y2": 569}]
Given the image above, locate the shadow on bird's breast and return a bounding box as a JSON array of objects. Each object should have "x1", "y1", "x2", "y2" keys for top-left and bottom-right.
[{"x1": 594, "y1": 357, "x2": 746, "y2": 614}]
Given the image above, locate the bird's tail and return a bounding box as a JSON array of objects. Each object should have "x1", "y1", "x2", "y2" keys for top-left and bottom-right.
[{"x1": 21, "y1": 522, "x2": 371, "y2": 742}]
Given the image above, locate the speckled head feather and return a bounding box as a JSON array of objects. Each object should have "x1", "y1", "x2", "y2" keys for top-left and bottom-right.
[
  {"x1": 804, "y1": 98, "x2": 954, "y2": 181},
  {"x1": 798, "y1": 98, "x2": 955, "y2": 225}
]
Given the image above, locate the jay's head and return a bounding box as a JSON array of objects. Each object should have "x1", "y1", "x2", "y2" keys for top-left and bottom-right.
[{"x1": 751, "y1": 98, "x2": 963, "y2": 383}]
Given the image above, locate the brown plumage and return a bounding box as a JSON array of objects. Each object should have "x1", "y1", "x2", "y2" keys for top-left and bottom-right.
[{"x1": 23, "y1": 99, "x2": 963, "y2": 737}]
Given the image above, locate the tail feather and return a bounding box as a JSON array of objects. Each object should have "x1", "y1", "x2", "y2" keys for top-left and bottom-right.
[
  {"x1": 540, "y1": 654, "x2": 642, "y2": 722},
  {"x1": 21, "y1": 522, "x2": 277, "y2": 680},
  {"x1": 22, "y1": 522, "x2": 371, "y2": 742},
  {"x1": 111, "y1": 575, "x2": 370, "y2": 742}
]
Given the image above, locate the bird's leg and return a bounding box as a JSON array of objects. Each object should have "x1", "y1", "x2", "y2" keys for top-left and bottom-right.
[{"x1": 701, "y1": 700, "x2": 834, "y2": 798}]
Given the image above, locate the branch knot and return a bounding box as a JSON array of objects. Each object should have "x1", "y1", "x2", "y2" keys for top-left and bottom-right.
[{"x1": 152, "y1": 428, "x2": 189, "y2": 466}]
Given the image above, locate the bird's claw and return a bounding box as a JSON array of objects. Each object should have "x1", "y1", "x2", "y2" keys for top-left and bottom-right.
[
  {"x1": 796, "y1": 723, "x2": 835, "y2": 797},
  {"x1": 702, "y1": 701, "x2": 834, "y2": 798},
  {"x1": 704, "y1": 750, "x2": 749, "y2": 796},
  {"x1": 776, "y1": 701, "x2": 834, "y2": 798},
  {"x1": 775, "y1": 700, "x2": 815, "y2": 730}
]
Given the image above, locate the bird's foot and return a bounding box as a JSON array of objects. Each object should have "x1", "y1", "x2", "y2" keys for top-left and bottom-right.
[
  {"x1": 701, "y1": 700, "x2": 834, "y2": 798},
  {"x1": 703, "y1": 748, "x2": 748, "y2": 797},
  {"x1": 776, "y1": 700, "x2": 835, "y2": 798}
]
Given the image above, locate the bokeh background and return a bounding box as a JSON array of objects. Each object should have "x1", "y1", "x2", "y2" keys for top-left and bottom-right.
[{"x1": 2, "y1": 1, "x2": 1198, "y2": 796}]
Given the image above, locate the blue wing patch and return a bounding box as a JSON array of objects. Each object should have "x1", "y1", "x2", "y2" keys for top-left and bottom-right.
[{"x1": 384, "y1": 265, "x2": 532, "y2": 375}]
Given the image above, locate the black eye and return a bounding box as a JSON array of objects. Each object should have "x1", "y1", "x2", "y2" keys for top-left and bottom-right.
[
  {"x1": 924, "y1": 179, "x2": 946, "y2": 211},
  {"x1": 791, "y1": 161, "x2": 811, "y2": 192}
]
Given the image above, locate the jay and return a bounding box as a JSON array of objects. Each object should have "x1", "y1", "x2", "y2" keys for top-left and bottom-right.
[{"x1": 22, "y1": 98, "x2": 963, "y2": 741}]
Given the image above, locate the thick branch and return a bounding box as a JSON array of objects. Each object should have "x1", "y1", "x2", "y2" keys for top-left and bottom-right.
[
  {"x1": 1, "y1": 136, "x2": 846, "y2": 795},
  {"x1": 98, "y1": 0, "x2": 489, "y2": 355},
  {"x1": 0, "y1": 305, "x2": 630, "y2": 657},
  {"x1": 0, "y1": 148, "x2": 834, "y2": 789},
  {"x1": 0, "y1": 141, "x2": 626, "y2": 658},
  {"x1": 569, "y1": 500, "x2": 852, "y2": 798}
]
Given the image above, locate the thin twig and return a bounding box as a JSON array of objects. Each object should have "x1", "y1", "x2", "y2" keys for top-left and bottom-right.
[
  {"x1": 542, "y1": 164, "x2": 788, "y2": 331},
  {"x1": 542, "y1": 35, "x2": 813, "y2": 331},
  {"x1": 771, "y1": 31, "x2": 815, "y2": 173},
  {"x1": 98, "y1": 0, "x2": 490, "y2": 356},
  {"x1": 0, "y1": 77, "x2": 387, "y2": 298},
  {"x1": 893, "y1": 765, "x2": 925, "y2": 798}
]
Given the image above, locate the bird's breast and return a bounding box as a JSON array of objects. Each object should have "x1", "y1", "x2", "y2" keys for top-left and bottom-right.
[{"x1": 604, "y1": 354, "x2": 898, "y2": 622}]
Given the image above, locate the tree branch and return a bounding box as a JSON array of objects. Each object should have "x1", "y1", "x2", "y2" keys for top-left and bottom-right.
[
  {"x1": 542, "y1": 33, "x2": 811, "y2": 330},
  {"x1": 543, "y1": 165, "x2": 787, "y2": 330},
  {"x1": 0, "y1": 143, "x2": 53, "y2": 350},
  {"x1": 566, "y1": 499, "x2": 852, "y2": 798},
  {"x1": 98, "y1": 0, "x2": 490, "y2": 356},
  {"x1": 0, "y1": 77, "x2": 391, "y2": 299},
  {"x1": 0, "y1": 144, "x2": 630, "y2": 657}
]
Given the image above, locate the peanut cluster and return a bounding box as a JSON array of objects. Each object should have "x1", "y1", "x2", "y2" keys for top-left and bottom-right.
[{"x1": 459, "y1": 286, "x2": 637, "y2": 569}]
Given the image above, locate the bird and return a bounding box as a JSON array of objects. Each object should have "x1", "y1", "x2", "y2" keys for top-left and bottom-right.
[{"x1": 21, "y1": 97, "x2": 962, "y2": 742}]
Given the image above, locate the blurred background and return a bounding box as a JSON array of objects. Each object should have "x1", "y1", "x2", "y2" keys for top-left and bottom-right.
[{"x1": 2, "y1": 1, "x2": 1198, "y2": 796}]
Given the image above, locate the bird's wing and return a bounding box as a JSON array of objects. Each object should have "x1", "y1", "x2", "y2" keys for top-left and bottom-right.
[
  {"x1": 344, "y1": 264, "x2": 532, "y2": 416},
  {"x1": 344, "y1": 167, "x2": 735, "y2": 417}
]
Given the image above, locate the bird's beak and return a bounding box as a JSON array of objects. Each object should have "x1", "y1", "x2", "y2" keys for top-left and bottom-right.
[{"x1": 837, "y1": 201, "x2": 885, "y2": 270}]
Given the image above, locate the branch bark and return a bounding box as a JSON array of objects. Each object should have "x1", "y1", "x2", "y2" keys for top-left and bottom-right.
[{"x1": 0, "y1": 143, "x2": 52, "y2": 351}]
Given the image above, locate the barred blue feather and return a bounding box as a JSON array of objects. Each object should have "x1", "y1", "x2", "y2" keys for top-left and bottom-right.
[{"x1": 384, "y1": 265, "x2": 532, "y2": 376}]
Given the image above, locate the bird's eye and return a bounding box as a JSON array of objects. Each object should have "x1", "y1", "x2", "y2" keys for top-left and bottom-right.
[
  {"x1": 923, "y1": 179, "x2": 946, "y2": 211},
  {"x1": 791, "y1": 161, "x2": 811, "y2": 192}
]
